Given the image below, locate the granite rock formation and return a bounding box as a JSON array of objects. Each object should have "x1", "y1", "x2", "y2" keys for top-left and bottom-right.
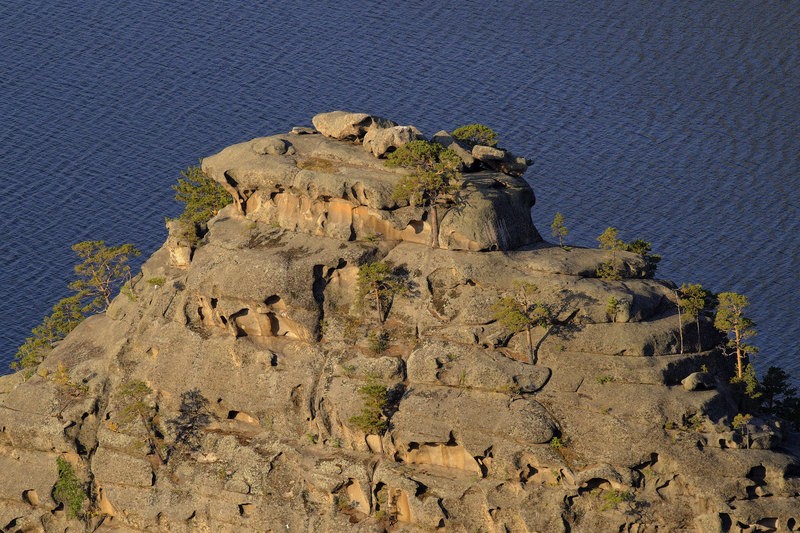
[{"x1": 0, "y1": 112, "x2": 797, "y2": 533}]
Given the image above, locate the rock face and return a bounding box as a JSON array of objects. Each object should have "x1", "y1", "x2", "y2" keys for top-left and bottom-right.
[
  {"x1": 202, "y1": 110, "x2": 541, "y2": 252},
  {"x1": 1, "y1": 113, "x2": 798, "y2": 533}
]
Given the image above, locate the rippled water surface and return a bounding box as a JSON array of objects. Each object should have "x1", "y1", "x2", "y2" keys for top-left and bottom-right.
[{"x1": 1, "y1": 1, "x2": 798, "y2": 377}]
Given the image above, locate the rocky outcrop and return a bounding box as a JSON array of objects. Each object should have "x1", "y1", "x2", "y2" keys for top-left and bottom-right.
[
  {"x1": 0, "y1": 113, "x2": 797, "y2": 533},
  {"x1": 201, "y1": 111, "x2": 541, "y2": 251}
]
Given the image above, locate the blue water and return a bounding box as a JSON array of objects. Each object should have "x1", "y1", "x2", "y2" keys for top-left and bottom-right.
[{"x1": 1, "y1": 1, "x2": 798, "y2": 379}]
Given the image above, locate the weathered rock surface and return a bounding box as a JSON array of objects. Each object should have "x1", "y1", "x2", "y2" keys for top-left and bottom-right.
[
  {"x1": 311, "y1": 110, "x2": 396, "y2": 140},
  {"x1": 1, "y1": 113, "x2": 797, "y2": 532},
  {"x1": 363, "y1": 125, "x2": 423, "y2": 157}
]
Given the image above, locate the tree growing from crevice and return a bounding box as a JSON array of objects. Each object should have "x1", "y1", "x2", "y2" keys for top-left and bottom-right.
[
  {"x1": 491, "y1": 282, "x2": 552, "y2": 364},
  {"x1": 625, "y1": 239, "x2": 661, "y2": 278},
  {"x1": 761, "y1": 366, "x2": 798, "y2": 414},
  {"x1": 170, "y1": 164, "x2": 231, "y2": 247},
  {"x1": 596, "y1": 227, "x2": 626, "y2": 280},
  {"x1": 69, "y1": 240, "x2": 141, "y2": 312},
  {"x1": 116, "y1": 380, "x2": 166, "y2": 463},
  {"x1": 14, "y1": 240, "x2": 139, "y2": 373},
  {"x1": 714, "y1": 292, "x2": 757, "y2": 380},
  {"x1": 596, "y1": 228, "x2": 661, "y2": 279},
  {"x1": 356, "y1": 261, "x2": 409, "y2": 324},
  {"x1": 387, "y1": 140, "x2": 462, "y2": 249},
  {"x1": 349, "y1": 379, "x2": 389, "y2": 435},
  {"x1": 13, "y1": 293, "x2": 86, "y2": 372}
]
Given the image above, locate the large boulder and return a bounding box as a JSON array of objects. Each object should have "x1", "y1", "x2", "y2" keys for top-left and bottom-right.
[
  {"x1": 362, "y1": 125, "x2": 422, "y2": 157},
  {"x1": 472, "y1": 144, "x2": 529, "y2": 177},
  {"x1": 432, "y1": 130, "x2": 476, "y2": 168},
  {"x1": 311, "y1": 110, "x2": 396, "y2": 140}
]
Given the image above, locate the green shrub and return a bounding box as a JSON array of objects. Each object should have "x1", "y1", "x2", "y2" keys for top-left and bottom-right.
[
  {"x1": 596, "y1": 228, "x2": 661, "y2": 279},
  {"x1": 70, "y1": 240, "x2": 141, "y2": 312},
  {"x1": 368, "y1": 330, "x2": 390, "y2": 354},
  {"x1": 13, "y1": 240, "x2": 140, "y2": 373},
  {"x1": 605, "y1": 297, "x2": 620, "y2": 321},
  {"x1": 170, "y1": 164, "x2": 231, "y2": 247},
  {"x1": 452, "y1": 123, "x2": 499, "y2": 147},
  {"x1": 147, "y1": 277, "x2": 166, "y2": 287},
  {"x1": 13, "y1": 294, "x2": 85, "y2": 372},
  {"x1": 550, "y1": 436, "x2": 564, "y2": 450},
  {"x1": 625, "y1": 238, "x2": 661, "y2": 278},
  {"x1": 172, "y1": 164, "x2": 231, "y2": 225},
  {"x1": 598, "y1": 489, "x2": 633, "y2": 511},
  {"x1": 349, "y1": 379, "x2": 389, "y2": 434},
  {"x1": 54, "y1": 457, "x2": 86, "y2": 519}
]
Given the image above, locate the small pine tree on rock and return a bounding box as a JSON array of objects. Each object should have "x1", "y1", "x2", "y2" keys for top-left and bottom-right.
[
  {"x1": 451, "y1": 123, "x2": 499, "y2": 147},
  {"x1": 550, "y1": 212, "x2": 569, "y2": 248},
  {"x1": 491, "y1": 282, "x2": 551, "y2": 364},
  {"x1": 69, "y1": 240, "x2": 141, "y2": 312}
]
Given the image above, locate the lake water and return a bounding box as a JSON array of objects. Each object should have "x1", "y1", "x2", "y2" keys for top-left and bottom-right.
[{"x1": 1, "y1": 1, "x2": 798, "y2": 379}]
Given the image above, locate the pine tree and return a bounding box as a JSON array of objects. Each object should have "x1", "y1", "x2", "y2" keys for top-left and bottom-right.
[
  {"x1": 69, "y1": 240, "x2": 141, "y2": 312},
  {"x1": 491, "y1": 282, "x2": 551, "y2": 364},
  {"x1": 679, "y1": 283, "x2": 713, "y2": 352},
  {"x1": 550, "y1": 212, "x2": 568, "y2": 248},
  {"x1": 388, "y1": 140, "x2": 461, "y2": 249},
  {"x1": 356, "y1": 261, "x2": 408, "y2": 323},
  {"x1": 714, "y1": 292, "x2": 757, "y2": 380}
]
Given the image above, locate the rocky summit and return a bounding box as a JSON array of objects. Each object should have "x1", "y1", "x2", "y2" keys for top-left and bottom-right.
[{"x1": 1, "y1": 111, "x2": 797, "y2": 532}]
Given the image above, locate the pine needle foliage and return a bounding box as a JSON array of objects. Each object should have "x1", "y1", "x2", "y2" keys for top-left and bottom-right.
[
  {"x1": 14, "y1": 240, "x2": 138, "y2": 372},
  {"x1": 357, "y1": 261, "x2": 408, "y2": 323},
  {"x1": 349, "y1": 379, "x2": 389, "y2": 434},
  {"x1": 714, "y1": 292, "x2": 757, "y2": 380},
  {"x1": 596, "y1": 228, "x2": 660, "y2": 279},
  {"x1": 13, "y1": 293, "x2": 86, "y2": 371},
  {"x1": 171, "y1": 164, "x2": 231, "y2": 247},
  {"x1": 551, "y1": 212, "x2": 568, "y2": 248},
  {"x1": 491, "y1": 282, "x2": 551, "y2": 364},
  {"x1": 116, "y1": 379, "x2": 166, "y2": 463},
  {"x1": 678, "y1": 283, "x2": 714, "y2": 351},
  {"x1": 172, "y1": 164, "x2": 231, "y2": 225},
  {"x1": 69, "y1": 240, "x2": 141, "y2": 312},
  {"x1": 451, "y1": 123, "x2": 499, "y2": 147},
  {"x1": 54, "y1": 456, "x2": 86, "y2": 519},
  {"x1": 387, "y1": 140, "x2": 462, "y2": 248}
]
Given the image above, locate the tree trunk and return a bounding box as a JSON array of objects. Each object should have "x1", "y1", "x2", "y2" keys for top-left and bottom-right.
[
  {"x1": 140, "y1": 413, "x2": 165, "y2": 464},
  {"x1": 674, "y1": 290, "x2": 684, "y2": 354},
  {"x1": 429, "y1": 204, "x2": 440, "y2": 249},
  {"x1": 526, "y1": 327, "x2": 534, "y2": 365},
  {"x1": 695, "y1": 318, "x2": 702, "y2": 352},
  {"x1": 374, "y1": 286, "x2": 383, "y2": 323},
  {"x1": 734, "y1": 326, "x2": 743, "y2": 379}
]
